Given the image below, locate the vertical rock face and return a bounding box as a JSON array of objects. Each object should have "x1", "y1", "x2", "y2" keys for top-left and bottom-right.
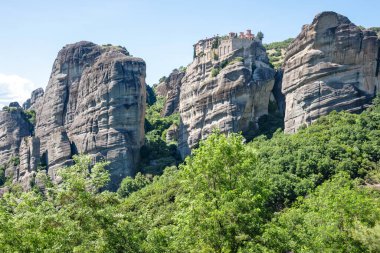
[
  {"x1": 282, "y1": 12, "x2": 380, "y2": 133},
  {"x1": 155, "y1": 69, "x2": 186, "y2": 116},
  {"x1": 17, "y1": 137, "x2": 40, "y2": 190},
  {"x1": 0, "y1": 41, "x2": 146, "y2": 190},
  {"x1": 272, "y1": 69, "x2": 285, "y2": 115},
  {"x1": 0, "y1": 107, "x2": 33, "y2": 187},
  {"x1": 30, "y1": 41, "x2": 147, "y2": 188},
  {"x1": 178, "y1": 38, "x2": 275, "y2": 157},
  {"x1": 0, "y1": 108, "x2": 32, "y2": 167}
]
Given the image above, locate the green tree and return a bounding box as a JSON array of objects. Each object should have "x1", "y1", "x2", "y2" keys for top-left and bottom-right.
[
  {"x1": 117, "y1": 172, "x2": 151, "y2": 198},
  {"x1": 256, "y1": 31, "x2": 264, "y2": 41},
  {"x1": 171, "y1": 132, "x2": 271, "y2": 252},
  {"x1": 0, "y1": 155, "x2": 141, "y2": 252},
  {"x1": 261, "y1": 173, "x2": 380, "y2": 252}
]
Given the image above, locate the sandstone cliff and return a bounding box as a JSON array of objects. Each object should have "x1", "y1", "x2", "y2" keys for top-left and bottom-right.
[
  {"x1": 178, "y1": 37, "x2": 275, "y2": 157},
  {"x1": 155, "y1": 69, "x2": 186, "y2": 116},
  {"x1": 23, "y1": 88, "x2": 44, "y2": 111},
  {"x1": 282, "y1": 12, "x2": 380, "y2": 133},
  {"x1": 35, "y1": 41, "x2": 146, "y2": 188},
  {"x1": 1, "y1": 41, "x2": 146, "y2": 190},
  {"x1": 0, "y1": 106, "x2": 32, "y2": 172}
]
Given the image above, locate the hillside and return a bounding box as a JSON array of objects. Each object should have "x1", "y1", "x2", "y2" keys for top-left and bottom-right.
[
  {"x1": 264, "y1": 38, "x2": 293, "y2": 68},
  {"x1": 0, "y1": 97, "x2": 379, "y2": 252},
  {"x1": 0, "y1": 10, "x2": 379, "y2": 252}
]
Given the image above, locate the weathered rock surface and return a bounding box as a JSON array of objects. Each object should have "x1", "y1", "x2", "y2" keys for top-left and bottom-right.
[
  {"x1": 17, "y1": 136, "x2": 40, "y2": 190},
  {"x1": 166, "y1": 124, "x2": 179, "y2": 143},
  {"x1": 282, "y1": 11, "x2": 380, "y2": 133},
  {"x1": 0, "y1": 107, "x2": 32, "y2": 176},
  {"x1": 23, "y1": 88, "x2": 44, "y2": 111},
  {"x1": 146, "y1": 84, "x2": 157, "y2": 106},
  {"x1": 178, "y1": 39, "x2": 275, "y2": 157},
  {"x1": 273, "y1": 69, "x2": 285, "y2": 115},
  {"x1": 155, "y1": 69, "x2": 186, "y2": 116},
  {"x1": 32, "y1": 41, "x2": 146, "y2": 188}
]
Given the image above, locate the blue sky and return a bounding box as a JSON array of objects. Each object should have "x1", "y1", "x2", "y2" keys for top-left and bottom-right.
[{"x1": 0, "y1": 0, "x2": 379, "y2": 107}]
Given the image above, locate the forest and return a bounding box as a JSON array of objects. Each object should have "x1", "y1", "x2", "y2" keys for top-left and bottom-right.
[{"x1": 0, "y1": 96, "x2": 380, "y2": 252}]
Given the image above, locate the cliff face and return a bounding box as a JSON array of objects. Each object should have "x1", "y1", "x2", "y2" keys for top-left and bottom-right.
[
  {"x1": 178, "y1": 39, "x2": 275, "y2": 157},
  {"x1": 34, "y1": 41, "x2": 146, "y2": 187},
  {"x1": 0, "y1": 108, "x2": 32, "y2": 170},
  {"x1": 1, "y1": 41, "x2": 146, "y2": 190},
  {"x1": 282, "y1": 12, "x2": 380, "y2": 133},
  {"x1": 155, "y1": 69, "x2": 185, "y2": 116},
  {"x1": 23, "y1": 88, "x2": 44, "y2": 111}
]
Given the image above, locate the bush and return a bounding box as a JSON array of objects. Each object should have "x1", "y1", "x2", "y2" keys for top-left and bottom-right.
[
  {"x1": 117, "y1": 172, "x2": 151, "y2": 198},
  {"x1": 23, "y1": 110, "x2": 36, "y2": 125},
  {"x1": 178, "y1": 66, "x2": 187, "y2": 72},
  {"x1": 9, "y1": 156, "x2": 20, "y2": 166},
  {"x1": 211, "y1": 67, "x2": 220, "y2": 77},
  {"x1": 0, "y1": 166, "x2": 5, "y2": 186},
  {"x1": 228, "y1": 57, "x2": 244, "y2": 65},
  {"x1": 158, "y1": 76, "x2": 167, "y2": 83},
  {"x1": 257, "y1": 31, "x2": 264, "y2": 40}
]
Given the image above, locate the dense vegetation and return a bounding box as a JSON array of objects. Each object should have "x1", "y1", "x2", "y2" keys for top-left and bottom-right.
[
  {"x1": 264, "y1": 38, "x2": 294, "y2": 69},
  {"x1": 140, "y1": 94, "x2": 181, "y2": 175},
  {"x1": 1, "y1": 98, "x2": 380, "y2": 252}
]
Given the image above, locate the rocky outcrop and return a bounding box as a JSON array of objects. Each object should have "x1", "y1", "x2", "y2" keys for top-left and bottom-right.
[
  {"x1": 166, "y1": 124, "x2": 179, "y2": 143},
  {"x1": 155, "y1": 69, "x2": 186, "y2": 116},
  {"x1": 23, "y1": 88, "x2": 44, "y2": 111},
  {"x1": 0, "y1": 106, "x2": 32, "y2": 178},
  {"x1": 32, "y1": 41, "x2": 146, "y2": 188},
  {"x1": 282, "y1": 12, "x2": 380, "y2": 133},
  {"x1": 178, "y1": 38, "x2": 275, "y2": 157},
  {"x1": 0, "y1": 42, "x2": 146, "y2": 190},
  {"x1": 17, "y1": 137, "x2": 40, "y2": 190}
]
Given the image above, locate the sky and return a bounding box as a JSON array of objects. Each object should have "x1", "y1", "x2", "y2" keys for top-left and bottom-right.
[{"x1": 0, "y1": 0, "x2": 379, "y2": 108}]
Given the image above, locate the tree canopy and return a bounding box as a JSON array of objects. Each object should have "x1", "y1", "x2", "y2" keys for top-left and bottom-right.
[{"x1": 0, "y1": 98, "x2": 380, "y2": 252}]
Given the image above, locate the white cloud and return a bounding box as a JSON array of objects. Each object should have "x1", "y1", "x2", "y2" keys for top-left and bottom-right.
[{"x1": 0, "y1": 73, "x2": 36, "y2": 109}]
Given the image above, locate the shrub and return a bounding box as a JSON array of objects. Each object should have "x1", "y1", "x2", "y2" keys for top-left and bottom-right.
[
  {"x1": 257, "y1": 31, "x2": 264, "y2": 40},
  {"x1": 23, "y1": 110, "x2": 36, "y2": 125},
  {"x1": 117, "y1": 172, "x2": 151, "y2": 198},
  {"x1": 158, "y1": 76, "x2": 167, "y2": 83},
  {"x1": 228, "y1": 57, "x2": 244, "y2": 65},
  {"x1": 211, "y1": 67, "x2": 220, "y2": 77},
  {"x1": 178, "y1": 66, "x2": 187, "y2": 72},
  {"x1": 0, "y1": 166, "x2": 5, "y2": 186},
  {"x1": 9, "y1": 156, "x2": 20, "y2": 166}
]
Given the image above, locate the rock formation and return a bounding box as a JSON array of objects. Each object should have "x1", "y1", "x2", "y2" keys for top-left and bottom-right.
[
  {"x1": 155, "y1": 69, "x2": 186, "y2": 116},
  {"x1": 23, "y1": 88, "x2": 44, "y2": 111},
  {"x1": 1, "y1": 41, "x2": 146, "y2": 190},
  {"x1": 35, "y1": 41, "x2": 146, "y2": 188},
  {"x1": 282, "y1": 11, "x2": 380, "y2": 133},
  {"x1": 0, "y1": 106, "x2": 33, "y2": 182},
  {"x1": 178, "y1": 35, "x2": 275, "y2": 157},
  {"x1": 166, "y1": 124, "x2": 179, "y2": 143}
]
